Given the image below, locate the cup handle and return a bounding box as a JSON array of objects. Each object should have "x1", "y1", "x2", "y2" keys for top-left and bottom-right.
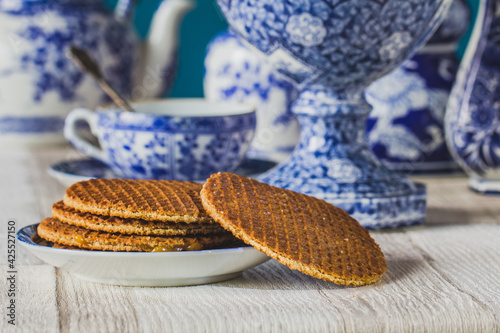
[{"x1": 64, "y1": 108, "x2": 109, "y2": 164}]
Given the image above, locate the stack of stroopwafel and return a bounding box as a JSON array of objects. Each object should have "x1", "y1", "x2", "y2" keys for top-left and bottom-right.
[
  {"x1": 37, "y1": 179, "x2": 241, "y2": 252},
  {"x1": 37, "y1": 173, "x2": 387, "y2": 286}
]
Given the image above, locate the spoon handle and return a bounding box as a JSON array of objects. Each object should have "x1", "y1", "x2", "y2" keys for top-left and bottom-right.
[
  {"x1": 67, "y1": 46, "x2": 135, "y2": 112},
  {"x1": 98, "y1": 79, "x2": 135, "y2": 112}
]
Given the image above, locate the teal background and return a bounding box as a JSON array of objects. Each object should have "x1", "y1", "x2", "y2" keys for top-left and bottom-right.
[
  {"x1": 458, "y1": 0, "x2": 479, "y2": 58},
  {"x1": 106, "y1": 0, "x2": 479, "y2": 98},
  {"x1": 104, "y1": 0, "x2": 227, "y2": 98}
]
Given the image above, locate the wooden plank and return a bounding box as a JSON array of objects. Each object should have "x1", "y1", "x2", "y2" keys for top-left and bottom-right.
[
  {"x1": 54, "y1": 229, "x2": 499, "y2": 333},
  {"x1": 0, "y1": 151, "x2": 45, "y2": 266},
  {"x1": 30, "y1": 148, "x2": 73, "y2": 218},
  {"x1": 415, "y1": 176, "x2": 500, "y2": 225},
  {"x1": 0, "y1": 151, "x2": 43, "y2": 228},
  {"x1": 408, "y1": 224, "x2": 500, "y2": 332},
  {"x1": 1, "y1": 265, "x2": 59, "y2": 333},
  {"x1": 0, "y1": 151, "x2": 60, "y2": 332},
  {"x1": 313, "y1": 231, "x2": 498, "y2": 333},
  {"x1": 56, "y1": 261, "x2": 346, "y2": 333},
  {"x1": 2, "y1": 148, "x2": 499, "y2": 332}
]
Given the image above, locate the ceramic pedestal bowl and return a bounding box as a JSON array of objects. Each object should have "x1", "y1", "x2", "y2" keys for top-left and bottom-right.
[{"x1": 217, "y1": 0, "x2": 452, "y2": 228}]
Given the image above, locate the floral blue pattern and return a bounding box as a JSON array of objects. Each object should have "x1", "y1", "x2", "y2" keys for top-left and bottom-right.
[
  {"x1": 365, "y1": 54, "x2": 460, "y2": 172},
  {"x1": 258, "y1": 106, "x2": 427, "y2": 229},
  {"x1": 446, "y1": 0, "x2": 500, "y2": 193},
  {"x1": 0, "y1": 116, "x2": 64, "y2": 133},
  {"x1": 285, "y1": 13, "x2": 326, "y2": 47},
  {"x1": 0, "y1": 0, "x2": 188, "y2": 144},
  {"x1": 204, "y1": 31, "x2": 300, "y2": 162},
  {"x1": 0, "y1": 1, "x2": 137, "y2": 134},
  {"x1": 219, "y1": 0, "x2": 450, "y2": 91},
  {"x1": 218, "y1": 0, "x2": 451, "y2": 228},
  {"x1": 365, "y1": 0, "x2": 469, "y2": 173},
  {"x1": 48, "y1": 157, "x2": 277, "y2": 187},
  {"x1": 16, "y1": 9, "x2": 135, "y2": 104},
  {"x1": 66, "y1": 107, "x2": 256, "y2": 181},
  {"x1": 51, "y1": 158, "x2": 114, "y2": 179}
]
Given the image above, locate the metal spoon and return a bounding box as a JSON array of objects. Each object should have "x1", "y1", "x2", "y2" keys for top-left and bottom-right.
[{"x1": 67, "y1": 46, "x2": 135, "y2": 112}]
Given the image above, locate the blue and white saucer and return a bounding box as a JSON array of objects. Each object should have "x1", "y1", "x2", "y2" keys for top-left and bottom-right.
[
  {"x1": 48, "y1": 158, "x2": 277, "y2": 187},
  {"x1": 18, "y1": 224, "x2": 270, "y2": 286}
]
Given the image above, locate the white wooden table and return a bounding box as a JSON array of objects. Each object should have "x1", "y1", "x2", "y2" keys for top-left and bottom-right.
[{"x1": 1, "y1": 148, "x2": 500, "y2": 333}]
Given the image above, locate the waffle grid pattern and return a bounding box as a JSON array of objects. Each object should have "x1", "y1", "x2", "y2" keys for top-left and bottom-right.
[
  {"x1": 64, "y1": 179, "x2": 213, "y2": 223},
  {"x1": 52, "y1": 201, "x2": 224, "y2": 236},
  {"x1": 201, "y1": 172, "x2": 387, "y2": 286},
  {"x1": 38, "y1": 218, "x2": 234, "y2": 252}
]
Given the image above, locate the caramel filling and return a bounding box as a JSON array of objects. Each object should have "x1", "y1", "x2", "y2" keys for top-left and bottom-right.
[
  {"x1": 151, "y1": 242, "x2": 202, "y2": 252},
  {"x1": 74, "y1": 235, "x2": 88, "y2": 245}
]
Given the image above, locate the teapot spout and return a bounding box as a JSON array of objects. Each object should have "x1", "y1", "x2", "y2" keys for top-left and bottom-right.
[
  {"x1": 114, "y1": 0, "x2": 139, "y2": 22},
  {"x1": 135, "y1": 0, "x2": 194, "y2": 99}
]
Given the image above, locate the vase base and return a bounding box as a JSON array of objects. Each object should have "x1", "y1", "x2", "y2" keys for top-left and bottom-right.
[
  {"x1": 469, "y1": 176, "x2": 500, "y2": 195},
  {"x1": 382, "y1": 160, "x2": 461, "y2": 175},
  {"x1": 326, "y1": 182, "x2": 426, "y2": 229},
  {"x1": 259, "y1": 168, "x2": 427, "y2": 229}
]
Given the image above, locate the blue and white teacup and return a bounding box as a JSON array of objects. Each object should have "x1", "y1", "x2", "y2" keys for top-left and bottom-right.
[{"x1": 64, "y1": 99, "x2": 256, "y2": 180}]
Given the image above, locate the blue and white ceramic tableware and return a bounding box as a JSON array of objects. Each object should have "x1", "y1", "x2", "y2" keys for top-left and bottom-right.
[
  {"x1": 446, "y1": 0, "x2": 500, "y2": 194},
  {"x1": 0, "y1": 0, "x2": 193, "y2": 148},
  {"x1": 217, "y1": 0, "x2": 452, "y2": 228},
  {"x1": 18, "y1": 224, "x2": 270, "y2": 286},
  {"x1": 47, "y1": 157, "x2": 277, "y2": 188},
  {"x1": 64, "y1": 99, "x2": 256, "y2": 180},
  {"x1": 204, "y1": 31, "x2": 300, "y2": 163},
  {"x1": 365, "y1": 0, "x2": 470, "y2": 174}
]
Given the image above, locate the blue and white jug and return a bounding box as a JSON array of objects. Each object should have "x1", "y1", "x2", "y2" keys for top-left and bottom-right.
[
  {"x1": 0, "y1": 0, "x2": 193, "y2": 148},
  {"x1": 446, "y1": 0, "x2": 500, "y2": 194}
]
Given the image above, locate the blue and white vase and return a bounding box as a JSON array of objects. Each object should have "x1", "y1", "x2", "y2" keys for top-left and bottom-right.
[
  {"x1": 446, "y1": 0, "x2": 500, "y2": 194},
  {"x1": 204, "y1": 31, "x2": 300, "y2": 163},
  {"x1": 0, "y1": 0, "x2": 193, "y2": 148},
  {"x1": 365, "y1": 0, "x2": 470, "y2": 174},
  {"x1": 217, "y1": 0, "x2": 453, "y2": 229}
]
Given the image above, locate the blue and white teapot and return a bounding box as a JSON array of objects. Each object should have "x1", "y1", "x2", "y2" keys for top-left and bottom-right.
[{"x1": 0, "y1": 0, "x2": 193, "y2": 148}]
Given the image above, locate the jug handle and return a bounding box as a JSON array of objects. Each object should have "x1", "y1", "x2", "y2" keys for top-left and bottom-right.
[{"x1": 115, "y1": 0, "x2": 140, "y2": 21}]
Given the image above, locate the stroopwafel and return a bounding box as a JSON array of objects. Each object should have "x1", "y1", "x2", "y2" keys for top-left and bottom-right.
[
  {"x1": 200, "y1": 172, "x2": 387, "y2": 286},
  {"x1": 38, "y1": 218, "x2": 236, "y2": 252},
  {"x1": 52, "y1": 201, "x2": 224, "y2": 236},
  {"x1": 63, "y1": 179, "x2": 213, "y2": 223}
]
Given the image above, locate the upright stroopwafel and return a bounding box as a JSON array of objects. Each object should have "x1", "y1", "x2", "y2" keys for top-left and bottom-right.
[
  {"x1": 63, "y1": 179, "x2": 213, "y2": 223},
  {"x1": 200, "y1": 172, "x2": 387, "y2": 286}
]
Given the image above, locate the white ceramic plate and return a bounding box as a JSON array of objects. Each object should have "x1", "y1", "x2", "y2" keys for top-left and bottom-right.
[
  {"x1": 48, "y1": 158, "x2": 277, "y2": 187},
  {"x1": 18, "y1": 224, "x2": 270, "y2": 287}
]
